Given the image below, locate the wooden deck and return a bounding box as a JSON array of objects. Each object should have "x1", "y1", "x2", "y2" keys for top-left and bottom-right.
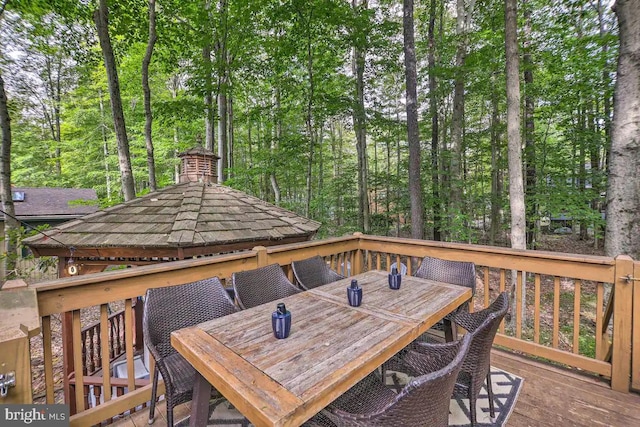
[{"x1": 110, "y1": 349, "x2": 640, "y2": 427}]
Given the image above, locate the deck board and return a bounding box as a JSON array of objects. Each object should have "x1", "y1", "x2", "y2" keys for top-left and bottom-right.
[{"x1": 112, "y1": 350, "x2": 640, "y2": 427}]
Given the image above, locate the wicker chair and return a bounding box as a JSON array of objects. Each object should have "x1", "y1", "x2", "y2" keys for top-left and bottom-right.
[
  {"x1": 321, "y1": 333, "x2": 471, "y2": 427},
  {"x1": 415, "y1": 256, "x2": 476, "y2": 341},
  {"x1": 292, "y1": 255, "x2": 345, "y2": 290},
  {"x1": 232, "y1": 263, "x2": 302, "y2": 309},
  {"x1": 143, "y1": 277, "x2": 239, "y2": 426},
  {"x1": 403, "y1": 292, "x2": 509, "y2": 427}
]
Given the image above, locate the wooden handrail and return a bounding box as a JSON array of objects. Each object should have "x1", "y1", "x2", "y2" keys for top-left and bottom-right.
[{"x1": 2, "y1": 233, "x2": 636, "y2": 424}]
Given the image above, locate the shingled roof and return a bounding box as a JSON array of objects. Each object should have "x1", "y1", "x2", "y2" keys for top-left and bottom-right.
[
  {"x1": 9, "y1": 187, "x2": 98, "y2": 220},
  {"x1": 23, "y1": 182, "x2": 321, "y2": 259}
]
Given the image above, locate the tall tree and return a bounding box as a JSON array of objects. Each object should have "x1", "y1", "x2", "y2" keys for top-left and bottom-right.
[
  {"x1": 403, "y1": 0, "x2": 423, "y2": 239},
  {"x1": 352, "y1": 0, "x2": 370, "y2": 233},
  {"x1": 142, "y1": 0, "x2": 157, "y2": 191},
  {"x1": 448, "y1": 0, "x2": 476, "y2": 238},
  {"x1": 94, "y1": 0, "x2": 136, "y2": 201},
  {"x1": 0, "y1": 7, "x2": 17, "y2": 282},
  {"x1": 428, "y1": 0, "x2": 441, "y2": 241},
  {"x1": 216, "y1": 0, "x2": 229, "y2": 183},
  {"x1": 605, "y1": 0, "x2": 640, "y2": 258},
  {"x1": 523, "y1": 0, "x2": 536, "y2": 248},
  {"x1": 504, "y1": 0, "x2": 526, "y2": 250},
  {"x1": 0, "y1": 70, "x2": 18, "y2": 283}
]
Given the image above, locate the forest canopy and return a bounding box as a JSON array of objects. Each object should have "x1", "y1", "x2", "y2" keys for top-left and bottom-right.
[{"x1": 0, "y1": 0, "x2": 635, "y2": 255}]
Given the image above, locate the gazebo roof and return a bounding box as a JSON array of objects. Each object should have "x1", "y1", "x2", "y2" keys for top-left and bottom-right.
[{"x1": 23, "y1": 182, "x2": 321, "y2": 260}]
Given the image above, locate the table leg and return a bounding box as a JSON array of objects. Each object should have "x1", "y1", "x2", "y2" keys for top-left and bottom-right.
[
  {"x1": 443, "y1": 318, "x2": 457, "y2": 342},
  {"x1": 190, "y1": 372, "x2": 212, "y2": 427}
]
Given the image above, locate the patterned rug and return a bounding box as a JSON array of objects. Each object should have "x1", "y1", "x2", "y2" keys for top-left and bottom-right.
[{"x1": 175, "y1": 367, "x2": 523, "y2": 427}]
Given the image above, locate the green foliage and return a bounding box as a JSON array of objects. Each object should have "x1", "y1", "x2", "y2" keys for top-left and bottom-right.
[{"x1": 1, "y1": 0, "x2": 619, "y2": 244}]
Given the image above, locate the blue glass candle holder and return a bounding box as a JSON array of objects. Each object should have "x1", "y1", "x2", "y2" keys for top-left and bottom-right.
[
  {"x1": 347, "y1": 279, "x2": 362, "y2": 307},
  {"x1": 272, "y1": 302, "x2": 291, "y2": 339},
  {"x1": 388, "y1": 266, "x2": 402, "y2": 290}
]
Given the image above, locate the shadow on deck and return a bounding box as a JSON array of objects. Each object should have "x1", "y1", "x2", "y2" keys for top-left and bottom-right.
[{"x1": 111, "y1": 350, "x2": 640, "y2": 427}]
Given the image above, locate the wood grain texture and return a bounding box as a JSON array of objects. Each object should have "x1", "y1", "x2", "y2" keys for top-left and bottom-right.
[
  {"x1": 611, "y1": 255, "x2": 633, "y2": 391},
  {"x1": 0, "y1": 288, "x2": 40, "y2": 341},
  {"x1": 171, "y1": 271, "x2": 471, "y2": 427},
  {"x1": 110, "y1": 348, "x2": 640, "y2": 427}
]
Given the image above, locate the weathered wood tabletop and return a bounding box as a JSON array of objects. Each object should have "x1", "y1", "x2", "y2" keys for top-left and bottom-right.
[{"x1": 171, "y1": 270, "x2": 472, "y2": 427}]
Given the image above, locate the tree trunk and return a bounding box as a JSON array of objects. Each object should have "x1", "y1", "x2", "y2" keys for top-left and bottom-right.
[
  {"x1": 304, "y1": 14, "x2": 315, "y2": 219},
  {"x1": 330, "y1": 121, "x2": 344, "y2": 226},
  {"x1": 489, "y1": 72, "x2": 502, "y2": 245},
  {"x1": 94, "y1": 0, "x2": 135, "y2": 201},
  {"x1": 448, "y1": 0, "x2": 476, "y2": 240},
  {"x1": 216, "y1": 0, "x2": 229, "y2": 183},
  {"x1": 403, "y1": 0, "x2": 424, "y2": 240},
  {"x1": 428, "y1": 0, "x2": 441, "y2": 241},
  {"x1": 0, "y1": 71, "x2": 19, "y2": 284},
  {"x1": 142, "y1": 0, "x2": 157, "y2": 191},
  {"x1": 505, "y1": 0, "x2": 526, "y2": 250},
  {"x1": 449, "y1": 0, "x2": 466, "y2": 231},
  {"x1": 605, "y1": 0, "x2": 640, "y2": 258},
  {"x1": 228, "y1": 94, "x2": 234, "y2": 177},
  {"x1": 352, "y1": 0, "x2": 370, "y2": 234},
  {"x1": 270, "y1": 88, "x2": 281, "y2": 205},
  {"x1": 523, "y1": 0, "x2": 536, "y2": 248},
  {"x1": 203, "y1": 43, "x2": 215, "y2": 151},
  {"x1": 98, "y1": 90, "x2": 112, "y2": 200},
  {"x1": 217, "y1": 92, "x2": 227, "y2": 183}
]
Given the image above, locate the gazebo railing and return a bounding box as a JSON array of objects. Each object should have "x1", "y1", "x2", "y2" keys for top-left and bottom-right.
[{"x1": 1, "y1": 233, "x2": 637, "y2": 427}]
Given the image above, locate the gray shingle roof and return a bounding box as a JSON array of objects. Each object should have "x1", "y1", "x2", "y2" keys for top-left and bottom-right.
[
  {"x1": 22, "y1": 182, "x2": 321, "y2": 254},
  {"x1": 10, "y1": 187, "x2": 99, "y2": 219}
]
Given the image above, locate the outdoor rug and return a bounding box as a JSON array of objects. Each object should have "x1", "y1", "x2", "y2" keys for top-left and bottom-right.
[{"x1": 175, "y1": 367, "x2": 523, "y2": 427}]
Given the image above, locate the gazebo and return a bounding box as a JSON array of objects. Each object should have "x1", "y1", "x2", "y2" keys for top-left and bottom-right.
[
  {"x1": 21, "y1": 146, "x2": 321, "y2": 413},
  {"x1": 23, "y1": 146, "x2": 321, "y2": 277}
]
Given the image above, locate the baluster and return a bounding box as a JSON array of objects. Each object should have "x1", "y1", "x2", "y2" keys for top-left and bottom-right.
[
  {"x1": 83, "y1": 384, "x2": 90, "y2": 412},
  {"x1": 42, "y1": 315, "x2": 55, "y2": 404},
  {"x1": 553, "y1": 276, "x2": 560, "y2": 348},
  {"x1": 92, "y1": 384, "x2": 102, "y2": 408},
  {"x1": 110, "y1": 320, "x2": 115, "y2": 360},
  {"x1": 119, "y1": 312, "x2": 126, "y2": 355},
  {"x1": 96, "y1": 323, "x2": 102, "y2": 372},
  {"x1": 534, "y1": 274, "x2": 541, "y2": 344},
  {"x1": 115, "y1": 315, "x2": 122, "y2": 355},
  {"x1": 573, "y1": 279, "x2": 582, "y2": 354},
  {"x1": 81, "y1": 331, "x2": 88, "y2": 376},
  {"x1": 88, "y1": 328, "x2": 96, "y2": 374}
]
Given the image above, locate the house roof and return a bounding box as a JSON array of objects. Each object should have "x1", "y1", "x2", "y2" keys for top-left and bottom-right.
[
  {"x1": 22, "y1": 182, "x2": 321, "y2": 259},
  {"x1": 10, "y1": 187, "x2": 99, "y2": 220}
]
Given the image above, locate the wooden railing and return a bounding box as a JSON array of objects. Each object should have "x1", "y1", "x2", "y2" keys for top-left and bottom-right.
[
  {"x1": 0, "y1": 234, "x2": 636, "y2": 427},
  {"x1": 80, "y1": 309, "x2": 126, "y2": 376}
]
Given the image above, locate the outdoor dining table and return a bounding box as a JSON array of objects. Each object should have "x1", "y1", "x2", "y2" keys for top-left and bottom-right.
[{"x1": 170, "y1": 269, "x2": 473, "y2": 427}]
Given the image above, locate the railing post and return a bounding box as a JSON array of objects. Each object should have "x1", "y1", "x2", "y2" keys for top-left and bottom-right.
[
  {"x1": 611, "y1": 255, "x2": 633, "y2": 392},
  {"x1": 254, "y1": 246, "x2": 268, "y2": 268},
  {"x1": 352, "y1": 233, "x2": 363, "y2": 275},
  {"x1": 0, "y1": 279, "x2": 40, "y2": 404},
  {"x1": 632, "y1": 259, "x2": 640, "y2": 390},
  {"x1": 133, "y1": 296, "x2": 144, "y2": 351},
  {"x1": 57, "y1": 262, "x2": 77, "y2": 414}
]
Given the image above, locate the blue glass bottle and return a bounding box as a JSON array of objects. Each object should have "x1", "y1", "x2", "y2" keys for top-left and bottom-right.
[
  {"x1": 388, "y1": 266, "x2": 402, "y2": 290},
  {"x1": 272, "y1": 302, "x2": 291, "y2": 339},
  {"x1": 347, "y1": 279, "x2": 362, "y2": 307}
]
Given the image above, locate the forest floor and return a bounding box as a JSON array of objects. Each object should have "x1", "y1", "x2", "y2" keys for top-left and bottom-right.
[
  {"x1": 535, "y1": 232, "x2": 604, "y2": 256},
  {"x1": 29, "y1": 232, "x2": 604, "y2": 405}
]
